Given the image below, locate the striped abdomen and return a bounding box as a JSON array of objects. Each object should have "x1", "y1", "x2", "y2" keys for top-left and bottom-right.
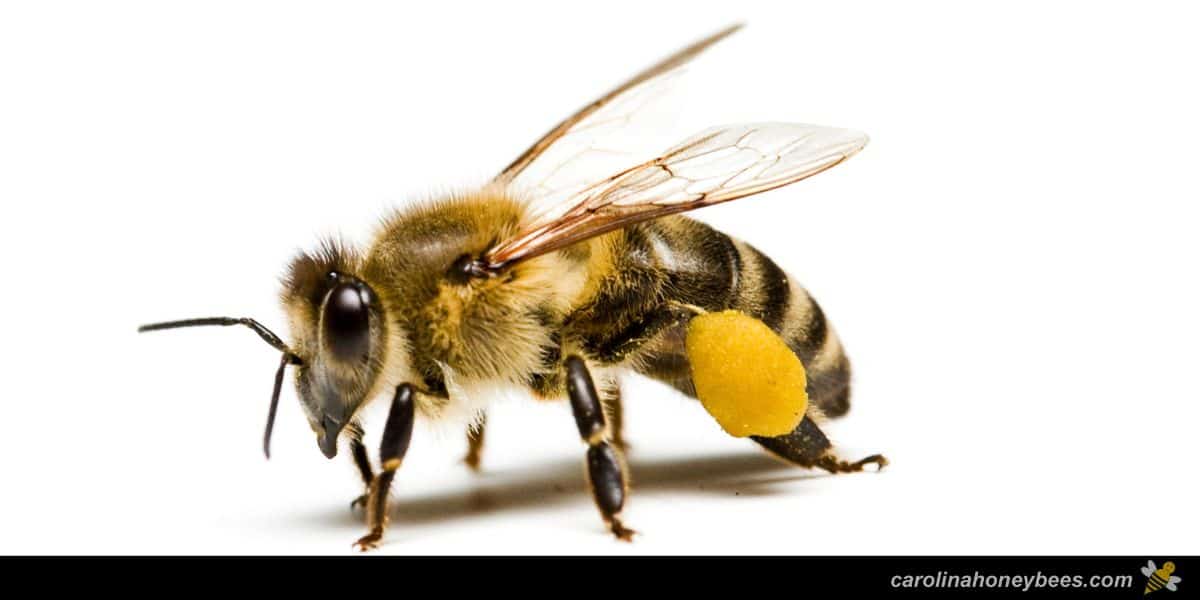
[
  {"x1": 1145, "y1": 572, "x2": 1168, "y2": 594},
  {"x1": 571, "y1": 215, "x2": 851, "y2": 419}
]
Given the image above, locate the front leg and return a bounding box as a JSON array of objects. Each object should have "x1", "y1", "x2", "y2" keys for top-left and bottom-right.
[
  {"x1": 348, "y1": 428, "x2": 374, "y2": 510},
  {"x1": 565, "y1": 355, "x2": 635, "y2": 541},
  {"x1": 353, "y1": 384, "x2": 415, "y2": 552}
]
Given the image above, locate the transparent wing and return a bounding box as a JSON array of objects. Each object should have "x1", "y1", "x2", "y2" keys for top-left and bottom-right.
[
  {"x1": 504, "y1": 69, "x2": 684, "y2": 223},
  {"x1": 486, "y1": 122, "x2": 867, "y2": 267},
  {"x1": 495, "y1": 25, "x2": 742, "y2": 221}
]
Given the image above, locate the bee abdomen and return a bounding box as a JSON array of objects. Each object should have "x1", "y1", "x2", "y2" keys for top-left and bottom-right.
[
  {"x1": 1147, "y1": 573, "x2": 1166, "y2": 592},
  {"x1": 726, "y1": 240, "x2": 851, "y2": 418},
  {"x1": 636, "y1": 217, "x2": 852, "y2": 418}
]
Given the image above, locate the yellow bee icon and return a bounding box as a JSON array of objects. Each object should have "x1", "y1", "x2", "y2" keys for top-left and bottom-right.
[{"x1": 1142, "y1": 560, "x2": 1182, "y2": 595}]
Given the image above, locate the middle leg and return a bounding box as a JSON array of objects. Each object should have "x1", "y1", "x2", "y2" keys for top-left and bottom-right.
[
  {"x1": 603, "y1": 384, "x2": 629, "y2": 451},
  {"x1": 565, "y1": 355, "x2": 635, "y2": 541},
  {"x1": 462, "y1": 412, "x2": 486, "y2": 471}
]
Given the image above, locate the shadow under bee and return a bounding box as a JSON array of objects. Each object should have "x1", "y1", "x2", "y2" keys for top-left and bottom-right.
[{"x1": 287, "y1": 451, "x2": 840, "y2": 533}]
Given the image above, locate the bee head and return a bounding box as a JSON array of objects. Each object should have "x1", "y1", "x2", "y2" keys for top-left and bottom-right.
[{"x1": 282, "y1": 241, "x2": 390, "y2": 459}]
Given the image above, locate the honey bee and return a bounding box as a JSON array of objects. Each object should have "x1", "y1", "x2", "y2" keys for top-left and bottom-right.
[
  {"x1": 140, "y1": 24, "x2": 886, "y2": 551},
  {"x1": 1143, "y1": 561, "x2": 1182, "y2": 595}
]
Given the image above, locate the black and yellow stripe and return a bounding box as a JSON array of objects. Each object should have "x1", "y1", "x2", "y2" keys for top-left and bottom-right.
[
  {"x1": 568, "y1": 215, "x2": 851, "y2": 422},
  {"x1": 1145, "y1": 572, "x2": 1167, "y2": 595}
]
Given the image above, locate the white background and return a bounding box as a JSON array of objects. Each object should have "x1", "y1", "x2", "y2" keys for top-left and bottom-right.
[{"x1": 1, "y1": 1, "x2": 1197, "y2": 555}]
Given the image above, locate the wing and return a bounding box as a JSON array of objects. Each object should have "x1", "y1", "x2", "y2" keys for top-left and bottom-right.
[
  {"x1": 1167, "y1": 577, "x2": 1181, "y2": 590},
  {"x1": 1143, "y1": 561, "x2": 1157, "y2": 576},
  {"x1": 495, "y1": 24, "x2": 742, "y2": 219},
  {"x1": 485, "y1": 122, "x2": 867, "y2": 268}
]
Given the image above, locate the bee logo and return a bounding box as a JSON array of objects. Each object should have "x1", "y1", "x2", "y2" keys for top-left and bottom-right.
[{"x1": 1142, "y1": 560, "x2": 1182, "y2": 595}]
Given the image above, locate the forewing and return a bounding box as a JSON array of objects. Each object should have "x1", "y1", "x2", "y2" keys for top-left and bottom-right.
[
  {"x1": 486, "y1": 123, "x2": 868, "y2": 267},
  {"x1": 495, "y1": 25, "x2": 742, "y2": 221}
]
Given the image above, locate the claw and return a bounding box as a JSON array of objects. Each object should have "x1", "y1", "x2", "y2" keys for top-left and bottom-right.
[
  {"x1": 462, "y1": 451, "x2": 482, "y2": 473},
  {"x1": 856, "y1": 454, "x2": 889, "y2": 472},
  {"x1": 817, "y1": 452, "x2": 889, "y2": 474},
  {"x1": 353, "y1": 528, "x2": 383, "y2": 552},
  {"x1": 609, "y1": 518, "x2": 636, "y2": 542}
]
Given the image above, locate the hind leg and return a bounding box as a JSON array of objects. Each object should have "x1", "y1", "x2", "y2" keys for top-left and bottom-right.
[{"x1": 752, "y1": 417, "x2": 887, "y2": 474}]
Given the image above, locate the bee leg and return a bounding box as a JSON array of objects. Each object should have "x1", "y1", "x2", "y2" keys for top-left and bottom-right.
[
  {"x1": 462, "y1": 412, "x2": 486, "y2": 472},
  {"x1": 565, "y1": 355, "x2": 635, "y2": 541},
  {"x1": 353, "y1": 383, "x2": 415, "y2": 552},
  {"x1": 603, "y1": 386, "x2": 630, "y2": 452},
  {"x1": 816, "y1": 453, "x2": 889, "y2": 473},
  {"x1": 348, "y1": 435, "x2": 374, "y2": 511},
  {"x1": 591, "y1": 304, "x2": 695, "y2": 364},
  {"x1": 752, "y1": 417, "x2": 888, "y2": 474}
]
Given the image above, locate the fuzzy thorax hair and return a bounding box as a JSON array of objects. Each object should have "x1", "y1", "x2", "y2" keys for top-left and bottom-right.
[{"x1": 279, "y1": 189, "x2": 594, "y2": 425}]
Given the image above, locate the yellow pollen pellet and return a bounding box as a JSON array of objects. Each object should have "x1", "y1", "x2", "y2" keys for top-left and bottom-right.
[{"x1": 685, "y1": 310, "x2": 808, "y2": 437}]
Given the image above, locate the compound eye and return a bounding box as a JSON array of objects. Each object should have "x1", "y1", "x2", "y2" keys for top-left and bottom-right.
[{"x1": 323, "y1": 281, "x2": 371, "y2": 362}]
